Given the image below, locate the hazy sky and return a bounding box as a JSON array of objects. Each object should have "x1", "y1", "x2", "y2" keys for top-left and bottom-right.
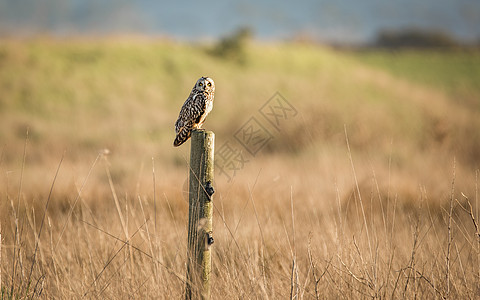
[{"x1": 0, "y1": 0, "x2": 479, "y2": 43}]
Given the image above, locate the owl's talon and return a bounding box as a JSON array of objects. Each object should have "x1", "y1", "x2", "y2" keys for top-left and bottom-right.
[{"x1": 205, "y1": 181, "x2": 215, "y2": 199}]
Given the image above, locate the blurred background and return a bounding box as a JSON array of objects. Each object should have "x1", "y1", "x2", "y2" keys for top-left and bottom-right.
[
  {"x1": 1, "y1": 0, "x2": 480, "y2": 45},
  {"x1": 1, "y1": 1, "x2": 480, "y2": 298}
]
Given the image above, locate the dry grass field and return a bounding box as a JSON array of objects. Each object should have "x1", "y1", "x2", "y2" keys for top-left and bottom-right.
[{"x1": 1, "y1": 38, "x2": 480, "y2": 299}]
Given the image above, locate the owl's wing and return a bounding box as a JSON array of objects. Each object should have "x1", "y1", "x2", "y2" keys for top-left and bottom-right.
[
  {"x1": 173, "y1": 92, "x2": 208, "y2": 147},
  {"x1": 175, "y1": 94, "x2": 206, "y2": 132},
  {"x1": 191, "y1": 93, "x2": 207, "y2": 124}
]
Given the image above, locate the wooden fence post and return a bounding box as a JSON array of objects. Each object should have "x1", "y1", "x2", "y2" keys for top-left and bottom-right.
[{"x1": 185, "y1": 129, "x2": 215, "y2": 300}]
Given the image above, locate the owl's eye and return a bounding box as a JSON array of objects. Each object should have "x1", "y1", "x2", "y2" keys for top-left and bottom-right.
[{"x1": 207, "y1": 82, "x2": 212, "y2": 87}]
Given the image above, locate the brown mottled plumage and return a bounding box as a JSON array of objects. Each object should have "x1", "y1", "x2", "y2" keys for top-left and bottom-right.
[{"x1": 173, "y1": 77, "x2": 215, "y2": 147}]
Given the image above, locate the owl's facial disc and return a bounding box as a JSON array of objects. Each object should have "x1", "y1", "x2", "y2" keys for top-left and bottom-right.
[
  {"x1": 204, "y1": 77, "x2": 214, "y2": 91},
  {"x1": 197, "y1": 77, "x2": 214, "y2": 92}
]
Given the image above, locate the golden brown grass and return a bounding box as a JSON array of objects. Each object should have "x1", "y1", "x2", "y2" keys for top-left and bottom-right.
[{"x1": 1, "y1": 38, "x2": 480, "y2": 299}]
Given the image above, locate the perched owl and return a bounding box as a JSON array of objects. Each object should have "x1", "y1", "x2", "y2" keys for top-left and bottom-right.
[{"x1": 173, "y1": 77, "x2": 215, "y2": 147}]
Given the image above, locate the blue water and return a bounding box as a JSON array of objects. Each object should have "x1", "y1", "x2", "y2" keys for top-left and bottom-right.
[{"x1": 0, "y1": 0, "x2": 479, "y2": 43}]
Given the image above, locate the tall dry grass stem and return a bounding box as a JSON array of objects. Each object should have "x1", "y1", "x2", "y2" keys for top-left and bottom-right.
[
  {"x1": 55, "y1": 152, "x2": 102, "y2": 250},
  {"x1": 26, "y1": 153, "x2": 64, "y2": 295},
  {"x1": 344, "y1": 126, "x2": 372, "y2": 259},
  {"x1": 11, "y1": 129, "x2": 28, "y2": 297},
  {"x1": 445, "y1": 158, "x2": 456, "y2": 299},
  {"x1": 103, "y1": 155, "x2": 135, "y2": 274},
  {"x1": 288, "y1": 186, "x2": 299, "y2": 300},
  {"x1": 152, "y1": 157, "x2": 157, "y2": 230}
]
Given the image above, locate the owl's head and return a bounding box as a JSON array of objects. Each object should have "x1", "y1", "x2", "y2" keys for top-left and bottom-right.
[{"x1": 195, "y1": 77, "x2": 215, "y2": 93}]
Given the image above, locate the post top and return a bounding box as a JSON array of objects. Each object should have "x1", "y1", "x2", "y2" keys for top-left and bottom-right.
[{"x1": 191, "y1": 129, "x2": 215, "y2": 136}]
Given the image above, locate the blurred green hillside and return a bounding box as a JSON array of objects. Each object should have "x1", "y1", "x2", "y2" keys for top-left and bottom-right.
[
  {"x1": 0, "y1": 38, "x2": 479, "y2": 202},
  {"x1": 353, "y1": 50, "x2": 480, "y2": 105}
]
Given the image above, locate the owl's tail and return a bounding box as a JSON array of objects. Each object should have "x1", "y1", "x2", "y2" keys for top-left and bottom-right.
[{"x1": 173, "y1": 127, "x2": 192, "y2": 147}]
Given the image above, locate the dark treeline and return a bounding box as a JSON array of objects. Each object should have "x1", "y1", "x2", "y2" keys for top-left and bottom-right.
[{"x1": 373, "y1": 28, "x2": 479, "y2": 49}]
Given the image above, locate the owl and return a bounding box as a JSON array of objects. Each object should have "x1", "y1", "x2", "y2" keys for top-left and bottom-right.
[{"x1": 173, "y1": 77, "x2": 215, "y2": 147}]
